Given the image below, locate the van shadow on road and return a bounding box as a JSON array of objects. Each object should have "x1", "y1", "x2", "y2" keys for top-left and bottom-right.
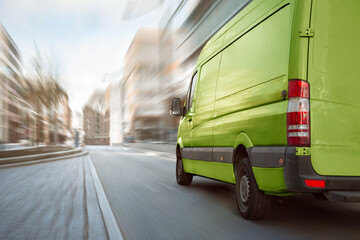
[{"x1": 186, "y1": 179, "x2": 360, "y2": 239}]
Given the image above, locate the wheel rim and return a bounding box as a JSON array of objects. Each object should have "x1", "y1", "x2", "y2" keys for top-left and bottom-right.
[{"x1": 240, "y1": 174, "x2": 251, "y2": 204}]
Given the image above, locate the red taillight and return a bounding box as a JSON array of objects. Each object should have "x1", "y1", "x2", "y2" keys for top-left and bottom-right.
[
  {"x1": 288, "y1": 80, "x2": 310, "y2": 98},
  {"x1": 305, "y1": 179, "x2": 325, "y2": 188},
  {"x1": 287, "y1": 80, "x2": 310, "y2": 146}
]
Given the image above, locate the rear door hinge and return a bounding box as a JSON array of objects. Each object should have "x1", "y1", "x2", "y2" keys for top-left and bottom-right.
[{"x1": 299, "y1": 28, "x2": 314, "y2": 37}]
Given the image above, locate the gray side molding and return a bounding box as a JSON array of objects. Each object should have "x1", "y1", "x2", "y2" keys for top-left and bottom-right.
[
  {"x1": 247, "y1": 147, "x2": 287, "y2": 168},
  {"x1": 180, "y1": 147, "x2": 234, "y2": 164}
]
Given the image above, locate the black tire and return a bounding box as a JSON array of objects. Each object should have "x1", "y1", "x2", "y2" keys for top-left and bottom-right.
[
  {"x1": 235, "y1": 157, "x2": 269, "y2": 220},
  {"x1": 176, "y1": 151, "x2": 193, "y2": 185}
]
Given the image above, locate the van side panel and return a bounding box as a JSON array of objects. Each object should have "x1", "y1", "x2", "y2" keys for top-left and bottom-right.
[
  {"x1": 196, "y1": 0, "x2": 284, "y2": 68},
  {"x1": 213, "y1": 4, "x2": 293, "y2": 147},
  {"x1": 190, "y1": 54, "x2": 222, "y2": 180},
  {"x1": 308, "y1": 0, "x2": 360, "y2": 176},
  {"x1": 192, "y1": 54, "x2": 222, "y2": 147},
  {"x1": 253, "y1": 167, "x2": 287, "y2": 192},
  {"x1": 182, "y1": 158, "x2": 195, "y2": 174}
]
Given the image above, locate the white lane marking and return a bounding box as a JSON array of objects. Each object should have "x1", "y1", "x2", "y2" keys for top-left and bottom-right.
[{"x1": 88, "y1": 156, "x2": 124, "y2": 240}]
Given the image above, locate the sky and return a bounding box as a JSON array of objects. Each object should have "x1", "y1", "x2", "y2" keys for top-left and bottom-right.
[{"x1": 0, "y1": 0, "x2": 171, "y2": 112}]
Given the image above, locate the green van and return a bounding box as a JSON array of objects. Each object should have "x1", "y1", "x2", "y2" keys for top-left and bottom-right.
[{"x1": 170, "y1": 0, "x2": 360, "y2": 220}]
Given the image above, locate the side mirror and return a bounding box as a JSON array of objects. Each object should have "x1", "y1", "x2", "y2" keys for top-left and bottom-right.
[{"x1": 170, "y1": 98, "x2": 182, "y2": 116}]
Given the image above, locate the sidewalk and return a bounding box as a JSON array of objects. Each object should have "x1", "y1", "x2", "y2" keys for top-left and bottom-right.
[
  {"x1": 0, "y1": 143, "x2": 33, "y2": 151},
  {"x1": 0, "y1": 155, "x2": 108, "y2": 239},
  {"x1": 0, "y1": 145, "x2": 87, "y2": 168}
]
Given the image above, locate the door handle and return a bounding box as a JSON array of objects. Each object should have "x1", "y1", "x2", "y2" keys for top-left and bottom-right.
[{"x1": 188, "y1": 118, "x2": 192, "y2": 122}]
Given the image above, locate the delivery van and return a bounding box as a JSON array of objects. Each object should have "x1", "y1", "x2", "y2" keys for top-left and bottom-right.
[{"x1": 170, "y1": 0, "x2": 360, "y2": 220}]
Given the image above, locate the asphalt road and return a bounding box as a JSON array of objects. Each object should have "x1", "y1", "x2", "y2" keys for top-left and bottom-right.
[
  {"x1": 88, "y1": 146, "x2": 360, "y2": 240},
  {"x1": 0, "y1": 155, "x2": 107, "y2": 240}
]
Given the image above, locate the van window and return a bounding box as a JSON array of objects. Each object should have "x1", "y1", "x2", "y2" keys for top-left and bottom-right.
[{"x1": 186, "y1": 72, "x2": 198, "y2": 112}]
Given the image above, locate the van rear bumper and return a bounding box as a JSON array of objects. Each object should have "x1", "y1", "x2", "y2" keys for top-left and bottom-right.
[{"x1": 248, "y1": 146, "x2": 360, "y2": 193}]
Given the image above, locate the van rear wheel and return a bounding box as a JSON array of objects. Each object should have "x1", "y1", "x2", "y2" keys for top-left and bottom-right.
[
  {"x1": 176, "y1": 153, "x2": 193, "y2": 185},
  {"x1": 236, "y1": 157, "x2": 269, "y2": 220}
]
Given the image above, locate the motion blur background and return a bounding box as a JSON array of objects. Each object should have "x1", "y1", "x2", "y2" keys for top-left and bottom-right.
[{"x1": 0, "y1": 0, "x2": 251, "y2": 148}]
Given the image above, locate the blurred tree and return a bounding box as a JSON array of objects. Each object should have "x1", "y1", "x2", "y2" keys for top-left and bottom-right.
[{"x1": 32, "y1": 44, "x2": 67, "y2": 145}]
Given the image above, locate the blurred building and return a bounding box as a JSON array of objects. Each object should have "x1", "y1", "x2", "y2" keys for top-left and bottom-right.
[
  {"x1": 123, "y1": 28, "x2": 167, "y2": 142},
  {"x1": 57, "y1": 94, "x2": 72, "y2": 143},
  {"x1": 0, "y1": 24, "x2": 25, "y2": 143},
  {"x1": 83, "y1": 90, "x2": 110, "y2": 145},
  {"x1": 106, "y1": 71, "x2": 124, "y2": 146},
  {"x1": 109, "y1": 79, "x2": 123, "y2": 145},
  {"x1": 83, "y1": 70, "x2": 124, "y2": 146},
  {"x1": 105, "y1": 85, "x2": 111, "y2": 142},
  {"x1": 0, "y1": 25, "x2": 72, "y2": 145},
  {"x1": 98, "y1": 1, "x2": 253, "y2": 143},
  {"x1": 72, "y1": 111, "x2": 85, "y2": 146},
  {"x1": 158, "y1": 0, "x2": 252, "y2": 140}
]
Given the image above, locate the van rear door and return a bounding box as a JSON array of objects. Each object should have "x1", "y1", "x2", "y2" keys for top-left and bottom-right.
[{"x1": 308, "y1": 0, "x2": 360, "y2": 176}]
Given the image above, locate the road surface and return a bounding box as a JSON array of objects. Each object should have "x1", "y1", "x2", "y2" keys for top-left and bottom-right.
[
  {"x1": 0, "y1": 155, "x2": 107, "y2": 240},
  {"x1": 2, "y1": 145, "x2": 360, "y2": 240},
  {"x1": 88, "y1": 145, "x2": 360, "y2": 240}
]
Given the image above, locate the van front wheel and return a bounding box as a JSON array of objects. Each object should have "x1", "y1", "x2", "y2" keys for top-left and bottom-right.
[
  {"x1": 236, "y1": 158, "x2": 269, "y2": 220},
  {"x1": 176, "y1": 154, "x2": 193, "y2": 185}
]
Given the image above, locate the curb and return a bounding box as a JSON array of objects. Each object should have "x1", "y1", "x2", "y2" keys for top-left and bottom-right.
[
  {"x1": 0, "y1": 150, "x2": 89, "y2": 169},
  {"x1": 0, "y1": 146, "x2": 39, "y2": 152},
  {"x1": 0, "y1": 148, "x2": 83, "y2": 165},
  {"x1": 0, "y1": 146, "x2": 73, "y2": 158},
  {"x1": 88, "y1": 154, "x2": 124, "y2": 240}
]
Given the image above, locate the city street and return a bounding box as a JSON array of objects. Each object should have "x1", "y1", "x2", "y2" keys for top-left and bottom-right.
[
  {"x1": 88, "y1": 146, "x2": 360, "y2": 240},
  {"x1": 2, "y1": 145, "x2": 360, "y2": 240},
  {"x1": 1, "y1": 1, "x2": 360, "y2": 239}
]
